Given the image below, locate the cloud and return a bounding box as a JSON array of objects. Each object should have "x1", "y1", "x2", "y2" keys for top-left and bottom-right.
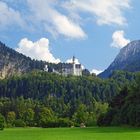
[
  {"x1": 91, "y1": 69, "x2": 103, "y2": 75},
  {"x1": 16, "y1": 38, "x2": 60, "y2": 64},
  {"x1": 0, "y1": 1, "x2": 25, "y2": 29},
  {"x1": 111, "y1": 30, "x2": 130, "y2": 48},
  {"x1": 0, "y1": 0, "x2": 131, "y2": 39},
  {"x1": 26, "y1": 0, "x2": 86, "y2": 39},
  {"x1": 63, "y1": 0, "x2": 131, "y2": 26}
]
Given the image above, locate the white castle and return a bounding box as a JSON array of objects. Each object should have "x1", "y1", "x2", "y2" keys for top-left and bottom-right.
[
  {"x1": 44, "y1": 56, "x2": 82, "y2": 76},
  {"x1": 62, "y1": 56, "x2": 82, "y2": 76}
]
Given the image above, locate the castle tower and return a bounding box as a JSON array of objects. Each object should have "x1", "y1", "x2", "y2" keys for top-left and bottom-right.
[
  {"x1": 72, "y1": 56, "x2": 76, "y2": 75},
  {"x1": 72, "y1": 56, "x2": 75, "y2": 64}
]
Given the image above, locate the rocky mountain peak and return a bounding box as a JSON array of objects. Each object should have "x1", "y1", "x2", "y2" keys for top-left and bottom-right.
[{"x1": 99, "y1": 40, "x2": 140, "y2": 78}]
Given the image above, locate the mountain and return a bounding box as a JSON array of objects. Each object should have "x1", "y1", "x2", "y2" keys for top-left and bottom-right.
[
  {"x1": 99, "y1": 40, "x2": 140, "y2": 78},
  {"x1": 0, "y1": 41, "x2": 47, "y2": 79}
]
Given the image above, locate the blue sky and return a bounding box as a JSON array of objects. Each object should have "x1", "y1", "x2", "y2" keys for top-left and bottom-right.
[{"x1": 0, "y1": 0, "x2": 140, "y2": 74}]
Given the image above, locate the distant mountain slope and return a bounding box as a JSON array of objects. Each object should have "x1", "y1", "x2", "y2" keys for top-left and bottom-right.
[
  {"x1": 0, "y1": 41, "x2": 47, "y2": 79},
  {"x1": 99, "y1": 40, "x2": 140, "y2": 78}
]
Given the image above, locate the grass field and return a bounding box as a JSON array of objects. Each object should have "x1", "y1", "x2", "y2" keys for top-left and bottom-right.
[{"x1": 0, "y1": 127, "x2": 140, "y2": 140}]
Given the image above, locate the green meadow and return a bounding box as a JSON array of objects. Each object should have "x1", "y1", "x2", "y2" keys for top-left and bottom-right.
[{"x1": 0, "y1": 127, "x2": 140, "y2": 140}]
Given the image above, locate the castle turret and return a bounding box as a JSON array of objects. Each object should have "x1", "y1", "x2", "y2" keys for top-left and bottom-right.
[
  {"x1": 72, "y1": 56, "x2": 75, "y2": 64},
  {"x1": 72, "y1": 56, "x2": 76, "y2": 75}
]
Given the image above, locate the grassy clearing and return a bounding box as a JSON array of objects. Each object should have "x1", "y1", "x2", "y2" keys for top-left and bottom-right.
[{"x1": 0, "y1": 127, "x2": 140, "y2": 140}]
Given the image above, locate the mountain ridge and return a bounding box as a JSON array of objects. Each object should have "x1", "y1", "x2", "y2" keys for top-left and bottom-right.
[
  {"x1": 99, "y1": 40, "x2": 140, "y2": 78},
  {"x1": 0, "y1": 41, "x2": 47, "y2": 79}
]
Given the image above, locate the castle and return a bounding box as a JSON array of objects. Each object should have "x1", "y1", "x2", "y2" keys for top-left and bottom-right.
[
  {"x1": 44, "y1": 56, "x2": 82, "y2": 76},
  {"x1": 62, "y1": 56, "x2": 82, "y2": 76}
]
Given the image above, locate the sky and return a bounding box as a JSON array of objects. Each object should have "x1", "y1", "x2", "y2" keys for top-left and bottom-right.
[{"x1": 0, "y1": 0, "x2": 140, "y2": 74}]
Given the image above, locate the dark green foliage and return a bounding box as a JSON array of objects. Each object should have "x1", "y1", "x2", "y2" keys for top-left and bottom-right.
[
  {"x1": 0, "y1": 70, "x2": 138, "y2": 127},
  {"x1": 97, "y1": 109, "x2": 117, "y2": 126},
  {"x1": 46, "y1": 118, "x2": 73, "y2": 128},
  {"x1": 0, "y1": 113, "x2": 5, "y2": 130},
  {"x1": 23, "y1": 108, "x2": 34, "y2": 126},
  {"x1": 72, "y1": 104, "x2": 88, "y2": 124},
  {"x1": 14, "y1": 119, "x2": 26, "y2": 127},
  {"x1": 0, "y1": 97, "x2": 108, "y2": 128},
  {"x1": 98, "y1": 74, "x2": 140, "y2": 127},
  {"x1": 0, "y1": 70, "x2": 133, "y2": 102},
  {"x1": 6, "y1": 111, "x2": 16, "y2": 127},
  {"x1": 36, "y1": 107, "x2": 54, "y2": 127}
]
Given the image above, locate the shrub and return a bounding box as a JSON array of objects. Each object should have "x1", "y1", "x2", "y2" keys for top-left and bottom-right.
[
  {"x1": 57, "y1": 118, "x2": 73, "y2": 127},
  {"x1": 40, "y1": 118, "x2": 73, "y2": 128},
  {"x1": 0, "y1": 114, "x2": 5, "y2": 130},
  {"x1": 13, "y1": 119, "x2": 26, "y2": 127}
]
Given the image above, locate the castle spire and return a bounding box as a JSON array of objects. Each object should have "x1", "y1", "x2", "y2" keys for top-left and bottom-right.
[{"x1": 72, "y1": 56, "x2": 75, "y2": 64}]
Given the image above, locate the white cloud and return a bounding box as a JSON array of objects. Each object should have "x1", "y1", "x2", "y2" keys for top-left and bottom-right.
[
  {"x1": 26, "y1": 0, "x2": 86, "y2": 39},
  {"x1": 0, "y1": 0, "x2": 132, "y2": 47},
  {"x1": 0, "y1": 1, "x2": 25, "y2": 29},
  {"x1": 91, "y1": 69, "x2": 103, "y2": 75},
  {"x1": 111, "y1": 30, "x2": 130, "y2": 48},
  {"x1": 16, "y1": 38, "x2": 60, "y2": 64},
  {"x1": 63, "y1": 0, "x2": 131, "y2": 26},
  {"x1": 0, "y1": 0, "x2": 131, "y2": 39}
]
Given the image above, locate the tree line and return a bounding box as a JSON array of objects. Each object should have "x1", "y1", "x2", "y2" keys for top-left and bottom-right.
[{"x1": 0, "y1": 70, "x2": 137, "y2": 129}]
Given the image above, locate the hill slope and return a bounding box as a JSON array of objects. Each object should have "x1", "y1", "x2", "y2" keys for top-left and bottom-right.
[
  {"x1": 99, "y1": 40, "x2": 140, "y2": 78},
  {"x1": 0, "y1": 41, "x2": 53, "y2": 79}
]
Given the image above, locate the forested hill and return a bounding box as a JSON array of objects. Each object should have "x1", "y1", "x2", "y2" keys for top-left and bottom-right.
[
  {"x1": 0, "y1": 70, "x2": 137, "y2": 128},
  {"x1": 0, "y1": 70, "x2": 136, "y2": 102},
  {"x1": 0, "y1": 41, "x2": 47, "y2": 79}
]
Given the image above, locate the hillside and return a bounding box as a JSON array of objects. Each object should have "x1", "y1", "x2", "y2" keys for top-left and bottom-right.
[
  {"x1": 99, "y1": 40, "x2": 140, "y2": 78},
  {"x1": 0, "y1": 70, "x2": 135, "y2": 101},
  {"x1": 0, "y1": 41, "x2": 47, "y2": 79}
]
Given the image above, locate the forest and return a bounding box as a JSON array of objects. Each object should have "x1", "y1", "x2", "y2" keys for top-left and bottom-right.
[
  {"x1": 98, "y1": 73, "x2": 140, "y2": 127},
  {"x1": 0, "y1": 70, "x2": 139, "y2": 129}
]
